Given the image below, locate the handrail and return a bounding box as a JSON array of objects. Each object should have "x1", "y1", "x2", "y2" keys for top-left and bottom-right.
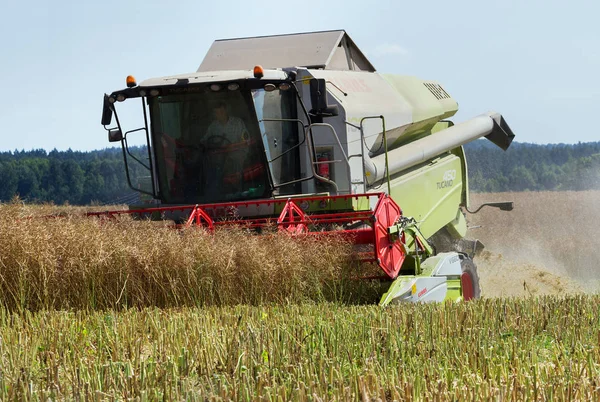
[
  {"x1": 140, "y1": 96, "x2": 156, "y2": 196},
  {"x1": 111, "y1": 106, "x2": 155, "y2": 198},
  {"x1": 305, "y1": 122, "x2": 353, "y2": 194},
  {"x1": 344, "y1": 120, "x2": 367, "y2": 190},
  {"x1": 304, "y1": 124, "x2": 338, "y2": 193},
  {"x1": 124, "y1": 127, "x2": 151, "y2": 170},
  {"x1": 360, "y1": 116, "x2": 391, "y2": 194}
]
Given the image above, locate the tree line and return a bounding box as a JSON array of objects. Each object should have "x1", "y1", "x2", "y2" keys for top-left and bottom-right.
[
  {"x1": 0, "y1": 148, "x2": 147, "y2": 205},
  {"x1": 464, "y1": 140, "x2": 600, "y2": 192},
  {"x1": 0, "y1": 141, "x2": 599, "y2": 205}
]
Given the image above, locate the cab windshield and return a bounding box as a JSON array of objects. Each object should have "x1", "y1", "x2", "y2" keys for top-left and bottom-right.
[{"x1": 150, "y1": 85, "x2": 300, "y2": 204}]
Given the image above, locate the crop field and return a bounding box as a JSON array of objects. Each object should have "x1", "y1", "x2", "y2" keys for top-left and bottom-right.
[
  {"x1": 1, "y1": 298, "x2": 599, "y2": 401},
  {"x1": 0, "y1": 203, "x2": 380, "y2": 311},
  {"x1": 0, "y1": 192, "x2": 599, "y2": 400}
]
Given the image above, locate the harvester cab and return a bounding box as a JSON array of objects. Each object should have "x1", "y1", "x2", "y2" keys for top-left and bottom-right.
[{"x1": 100, "y1": 30, "x2": 515, "y2": 305}]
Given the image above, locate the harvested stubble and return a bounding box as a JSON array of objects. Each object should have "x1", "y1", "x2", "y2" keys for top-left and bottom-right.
[
  {"x1": 0, "y1": 203, "x2": 377, "y2": 311},
  {"x1": 469, "y1": 191, "x2": 600, "y2": 295},
  {"x1": 0, "y1": 296, "x2": 599, "y2": 400}
]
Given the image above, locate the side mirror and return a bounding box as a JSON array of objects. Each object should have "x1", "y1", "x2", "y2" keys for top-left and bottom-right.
[
  {"x1": 309, "y1": 79, "x2": 339, "y2": 117},
  {"x1": 108, "y1": 128, "x2": 123, "y2": 142},
  {"x1": 101, "y1": 94, "x2": 113, "y2": 126},
  {"x1": 310, "y1": 79, "x2": 327, "y2": 111}
]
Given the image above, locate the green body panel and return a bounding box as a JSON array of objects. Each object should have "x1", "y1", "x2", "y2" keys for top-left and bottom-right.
[
  {"x1": 450, "y1": 145, "x2": 470, "y2": 210},
  {"x1": 445, "y1": 278, "x2": 462, "y2": 301},
  {"x1": 378, "y1": 275, "x2": 462, "y2": 305},
  {"x1": 379, "y1": 253, "x2": 463, "y2": 306},
  {"x1": 381, "y1": 75, "x2": 459, "y2": 149},
  {"x1": 447, "y1": 210, "x2": 468, "y2": 238},
  {"x1": 352, "y1": 195, "x2": 372, "y2": 212},
  {"x1": 388, "y1": 152, "x2": 465, "y2": 241}
]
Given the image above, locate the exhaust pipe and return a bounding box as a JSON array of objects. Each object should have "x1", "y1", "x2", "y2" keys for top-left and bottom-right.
[{"x1": 364, "y1": 112, "x2": 514, "y2": 185}]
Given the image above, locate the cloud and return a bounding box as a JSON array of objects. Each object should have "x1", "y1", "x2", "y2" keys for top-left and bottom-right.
[{"x1": 369, "y1": 43, "x2": 409, "y2": 58}]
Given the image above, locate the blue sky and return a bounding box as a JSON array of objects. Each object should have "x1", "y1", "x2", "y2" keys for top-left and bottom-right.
[{"x1": 1, "y1": 0, "x2": 598, "y2": 151}]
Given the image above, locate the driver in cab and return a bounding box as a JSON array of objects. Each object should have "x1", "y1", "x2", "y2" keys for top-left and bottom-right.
[
  {"x1": 205, "y1": 102, "x2": 249, "y2": 145},
  {"x1": 203, "y1": 102, "x2": 254, "y2": 194}
]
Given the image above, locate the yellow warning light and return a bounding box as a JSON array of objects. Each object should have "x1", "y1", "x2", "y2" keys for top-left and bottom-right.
[
  {"x1": 253, "y1": 65, "x2": 264, "y2": 79},
  {"x1": 126, "y1": 75, "x2": 137, "y2": 88}
]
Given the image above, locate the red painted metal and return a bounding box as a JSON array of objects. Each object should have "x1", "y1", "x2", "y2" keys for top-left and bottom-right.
[
  {"x1": 277, "y1": 199, "x2": 309, "y2": 233},
  {"x1": 461, "y1": 272, "x2": 474, "y2": 301},
  {"x1": 372, "y1": 196, "x2": 406, "y2": 279},
  {"x1": 84, "y1": 192, "x2": 407, "y2": 279},
  {"x1": 185, "y1": 205, "x2": 214, "y2": 230}
]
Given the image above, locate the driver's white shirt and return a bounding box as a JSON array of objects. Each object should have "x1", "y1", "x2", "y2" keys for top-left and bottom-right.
[{"x1": 206, "y1": 116, "x2": 247, "y2": 143}]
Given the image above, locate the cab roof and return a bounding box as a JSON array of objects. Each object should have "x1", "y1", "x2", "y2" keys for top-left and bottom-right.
[{"x1": 138, "y1": 69, "x2": 288, "y2": 87}]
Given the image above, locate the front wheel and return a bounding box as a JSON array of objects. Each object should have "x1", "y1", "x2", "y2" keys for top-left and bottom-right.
[{"x1": 460, "y1": 256, "x2": 481, "y2": 300}]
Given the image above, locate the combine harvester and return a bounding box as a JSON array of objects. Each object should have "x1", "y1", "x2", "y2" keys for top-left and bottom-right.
[{"x1": 99, "y1": 30, "x2": 514, "y2": 305}]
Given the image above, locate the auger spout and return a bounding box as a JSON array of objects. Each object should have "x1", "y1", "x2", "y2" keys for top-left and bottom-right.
[{"x1": 363, "y1": 112, "x2": 515, "y2": 185}]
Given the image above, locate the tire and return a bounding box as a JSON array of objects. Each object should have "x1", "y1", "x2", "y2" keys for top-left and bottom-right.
[{"x1": 460, "y1": 255, "x2": 481, "y2": 300}]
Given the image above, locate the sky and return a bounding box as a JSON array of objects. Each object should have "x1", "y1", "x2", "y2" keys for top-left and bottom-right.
[{"x1": 1, "y1": 0, "x2": 598, "y2": 152}]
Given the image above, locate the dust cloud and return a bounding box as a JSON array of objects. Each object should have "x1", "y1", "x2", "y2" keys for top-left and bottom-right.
[{"x1": 466, "y1": 191, "x2": 600, "y2": 298}]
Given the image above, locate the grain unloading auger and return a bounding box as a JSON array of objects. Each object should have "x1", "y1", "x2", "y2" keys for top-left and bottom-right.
[{"x1": 100, "y1": 30, "x2": 515, "y2": 305}]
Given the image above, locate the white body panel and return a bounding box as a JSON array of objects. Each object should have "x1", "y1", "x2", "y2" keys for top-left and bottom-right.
[
  {"x1": 383, "y1": 277, "x2": 448, "y2": 304},
  {"x1": 139, "y1": 70, "x2": 288, "y2": 87},
  {"x1": 308, "y1": 70, "x2": 414, "y2": 153},
  {"x1": 431, "y1": 252, "x2": 463, "y2": 277}
]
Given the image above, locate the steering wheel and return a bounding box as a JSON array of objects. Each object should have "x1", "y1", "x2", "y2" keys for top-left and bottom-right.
[{"x1": 204, "y1": 135, "x2": 231, "y2": 150}]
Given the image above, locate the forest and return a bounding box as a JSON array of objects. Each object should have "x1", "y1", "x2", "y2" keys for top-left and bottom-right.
[
  {"x1": 0, "y1": 140, "x2": 599, "y2": 205},
  {"x1": 464, "y1": 140, "x2": 600, "y2": 192}
]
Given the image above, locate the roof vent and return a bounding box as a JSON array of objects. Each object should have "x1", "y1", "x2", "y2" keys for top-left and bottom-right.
[{"x1": 424, "y1": 82, "x2": 450, "y2": 100}]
